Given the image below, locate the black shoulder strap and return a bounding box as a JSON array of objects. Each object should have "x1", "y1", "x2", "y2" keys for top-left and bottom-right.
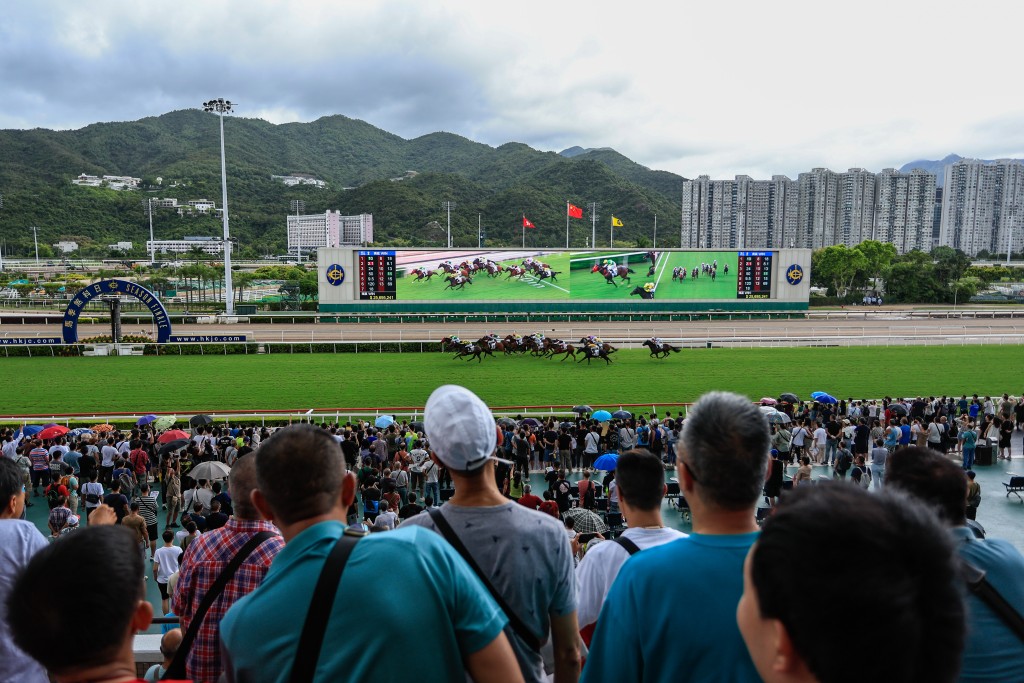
[
  {"x1": 613, "y1": 536, "x2": 642, "y2": 556},
  {"x1": 288, "y1": 529, "x2": 366, "y2": 683},
  {"x1": 962, "y1": 560, "x2": 1024, "y2": 643},
  {"x1": 163, "y1": 530, "x2": 275, "y2": 680},
  {"x1": 427, "y1": 507, "x2": 544, "y2": 652}
]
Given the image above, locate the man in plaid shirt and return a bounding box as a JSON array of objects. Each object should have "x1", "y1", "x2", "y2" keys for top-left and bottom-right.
[{"x1": 173, "y1": 455, "x2": 283, "y2": 683}]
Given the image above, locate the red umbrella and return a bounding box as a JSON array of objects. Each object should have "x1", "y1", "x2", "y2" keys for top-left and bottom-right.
[
  {"x1": 158, "y1": 429, "x2": 191, "y2": 444},
  {"x1": 38, "y1": 425, "x2": 69, "y2": 440}
]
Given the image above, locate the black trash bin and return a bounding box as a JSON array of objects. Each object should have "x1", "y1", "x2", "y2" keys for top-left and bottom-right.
[{"x1": 974, "y1": 444, "x2": 994, "y2": 466}]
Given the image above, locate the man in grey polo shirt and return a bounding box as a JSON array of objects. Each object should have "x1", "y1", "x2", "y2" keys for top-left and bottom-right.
[{"x1": 404, "y1": 385, "x2": 580, "y2": 683}]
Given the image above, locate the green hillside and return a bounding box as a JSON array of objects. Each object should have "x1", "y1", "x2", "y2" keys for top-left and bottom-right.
[{"x1": 0, "y1": 110, "x2": 686, "y2": 256}]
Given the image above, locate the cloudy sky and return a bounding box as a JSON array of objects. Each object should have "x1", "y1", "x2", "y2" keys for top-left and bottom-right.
[{"x1": 2, "y1": 0, "x2": 1022, "y2": 179}]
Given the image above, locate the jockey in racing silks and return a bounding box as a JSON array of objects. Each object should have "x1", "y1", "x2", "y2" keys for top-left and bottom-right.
[{"x1": 644, "y1": 282, "x2": 655, "y2": 293}]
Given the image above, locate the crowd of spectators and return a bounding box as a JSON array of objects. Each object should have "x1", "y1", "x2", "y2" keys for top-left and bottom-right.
[{"x1": 1, "y1": 386, "x2": 1023, "y2": 683}]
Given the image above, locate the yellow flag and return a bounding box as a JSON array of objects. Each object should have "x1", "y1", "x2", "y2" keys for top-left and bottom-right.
[{"x1": 611, "y1": 216, "x2": 623, "y2": 227}]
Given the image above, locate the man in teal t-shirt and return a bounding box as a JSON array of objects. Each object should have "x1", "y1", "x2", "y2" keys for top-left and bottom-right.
[
  {"x1": 583, "y1": 392, "x2": 769, "y2": 683},
  {"x1": 219, "y1": 425, "x2": 521, "y2": 683}
]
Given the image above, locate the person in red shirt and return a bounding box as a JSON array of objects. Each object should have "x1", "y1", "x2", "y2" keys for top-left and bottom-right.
[{"x1": 517, "y1": 483, "x2": 542, "y2": 510}]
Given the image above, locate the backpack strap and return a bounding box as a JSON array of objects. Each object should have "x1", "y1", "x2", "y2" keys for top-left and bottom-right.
[
  {"x1": 962, "y1": 559, "x2": 1024, "y2": 643},
  {"x1": 613, "y1": 536, "x2": 642, "y2": 556},
  {"x1": 427, "y1": 507, "x2": 544, "y2": 652},
  {"x1": 288, "y1": 529, "x2": 366, "y2": 683},
  {"x1": 163, "y1": 531, "x2": 276, "y2": 680}
]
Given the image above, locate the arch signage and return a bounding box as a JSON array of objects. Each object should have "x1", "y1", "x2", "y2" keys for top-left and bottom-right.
[{"x1": 62, "y1": 279, "x2": 172, "y2": 344}]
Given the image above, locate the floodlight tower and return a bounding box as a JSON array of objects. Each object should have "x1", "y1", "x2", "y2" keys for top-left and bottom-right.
[
  {"x1": 442, "y1": 201, "x2": 456, "y2": 248},
  {"x1": 202, "y1": 98, "x2": 235, "y2": 315}
]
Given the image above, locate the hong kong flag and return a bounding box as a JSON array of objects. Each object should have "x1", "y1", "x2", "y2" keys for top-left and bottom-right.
[
  {"x1": 523, "y1": 216, "x2": 536, "y2": 228},
  {"x1": 568, "y1": 203, "x2": 583, "y2": 219}
]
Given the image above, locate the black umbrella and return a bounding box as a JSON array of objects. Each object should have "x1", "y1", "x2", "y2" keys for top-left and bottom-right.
[
  {"x1": 409, "y1": 421, "x2": 425, "y2": 432},
  {"x1": 189, "y1": 414, "x2": 213, "y2": 427},
  {"x1": 520, "y1": 418, "x2": 542, "y2": 427},
  {"x1": 888, "y1": 403, "x2": 909, "y2": 417},
  {"x1": 612, "y1": 410, "x2": 632, "y2": 420},
  {"x1": 496, "y1": 417, "x2": 517, "y2": 428},
  {"x1": 778, "y1": 393, "x2": 799, "y2": 404},
  {"x1": 571, "y1": 405, "x2": 593, "y2": 414},
  {"x1": 158, "y1": 439, "x2": 189, "y2": 456}
]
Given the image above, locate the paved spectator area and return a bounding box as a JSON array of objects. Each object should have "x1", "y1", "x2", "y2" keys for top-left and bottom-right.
[{"x1": 20, "y1": 428, "x2": 1023, "y2": 635}]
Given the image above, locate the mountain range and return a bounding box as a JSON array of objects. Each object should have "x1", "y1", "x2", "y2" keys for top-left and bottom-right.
[
  {"x1": 899, "y1": 153, "x2": 1024, "y2": 186},
  {"x1": 0, "y1": 110, "x2": 686, "y2": 257}
]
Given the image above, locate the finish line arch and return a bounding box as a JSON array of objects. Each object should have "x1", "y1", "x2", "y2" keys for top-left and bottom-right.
[{"x1": 62, "y1": 279, "x2": 172, "y2": 344}]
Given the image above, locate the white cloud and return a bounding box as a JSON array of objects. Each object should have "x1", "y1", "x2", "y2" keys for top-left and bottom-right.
[{"x1": 1, "y1": 0, "x2": 1022, "y2": 178}]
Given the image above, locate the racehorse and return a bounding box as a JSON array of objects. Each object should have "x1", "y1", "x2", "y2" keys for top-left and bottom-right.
[
  {"x1": 437, "y1": 261, "x2": 458, "y2": 274},
  {"x1": 671, "y1": 266, "x2": 685, "y2": 283},
  {"x1": 444, "y1": 275, "x2": 473, "y2": 290},
  {"x1": 642, "y1": 339, "x2": 681, "y2": 358},
  {"x1": 592, "y1": 264, "x2": 634, "y2": 286},
  {"x1": 577, "y1": 339, "x2": 618, "y2": 354},
  {"x1": 630, "y1": 286, "x2": 655, "y2": 300},
  {"x1": 504, "y1": 266, "x2": 526, "y2": 279},
  {"x1": 577, "y1": 343, "x2": 613, "y2": 365},
  {"x1": 644, "y1": 251, "x2": 658, "y2": 267},
  {"x1": 542, "y1": 338, "x2": 577, "y2": 361},
  {"x1": 485, "y1": 262, "x2": 503, "y2": 277},
  {"x1": 536, "y1": 268, "x2": 561, "y2": 282},
  {"x1": 502, "y1": 334, "x2": 529, "y2": 353},
  {"x1": 410, "y1": 268, "x2": 436, "y2": 281},
  {"x1": 476, "y1": 337, "x2": 506, "y2": 355},
  {"x1": 452, "y1": 343, "x2": 485, "y2": 362},
  {"x1": 440, "y1": 336, "x2": 464, "y2": 353}
]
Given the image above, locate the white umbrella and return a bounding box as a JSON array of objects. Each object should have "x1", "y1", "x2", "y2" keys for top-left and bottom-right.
[{"x1": 188, "y1": 461, "x2": 231, "y2": 480}]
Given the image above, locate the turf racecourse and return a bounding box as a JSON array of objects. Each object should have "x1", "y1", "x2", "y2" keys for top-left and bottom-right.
[{"x1": 4, "y1": 345, "x2": 1022, "y2": 416}]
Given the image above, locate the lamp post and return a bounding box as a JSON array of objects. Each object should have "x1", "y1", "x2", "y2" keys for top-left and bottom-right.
[
  {"x1": 31, "y1": 226, "x2": 39, "y2": 265},
  {"x1": 202, "y1": 98, "x2": 235, "y2": 315}
]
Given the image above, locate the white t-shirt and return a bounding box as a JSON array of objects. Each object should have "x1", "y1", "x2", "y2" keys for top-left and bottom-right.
[
  {"x1": 100, "y1": 445, "x2": 118, "y2": 467},
  {"x1": 409, "y1": 448, "x2": 428, "y2": 472},
  {"x1": 153, "y1": 545, "x2": 183, "y2": 583},
  {"x1": 374, "y1": 510, "x2": 399, "y2": 530},
  {"x1": 813, "y1": 427, "x2": 827, "y2": 447},
  {"x1": 575, "y1": 526, "x2": 686, "y2": 629},
  {"x1": 422, "y1": 459, "x2": 439, "y2": 484},
  {"x1": 791, "y1": 426, "x2": 805, "y2": 447}
]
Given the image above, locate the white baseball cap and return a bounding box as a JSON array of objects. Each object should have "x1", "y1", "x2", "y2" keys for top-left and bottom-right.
[{"x1": 425, "y1": 385, "x2": 510, "y2": 471}]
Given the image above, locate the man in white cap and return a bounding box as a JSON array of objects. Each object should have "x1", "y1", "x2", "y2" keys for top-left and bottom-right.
[{"x1": 405, "y1": 385, "x2": 580, "y2": 683}]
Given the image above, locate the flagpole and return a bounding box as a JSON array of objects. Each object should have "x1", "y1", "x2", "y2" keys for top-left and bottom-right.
[
  {"x1": 654, "y1": 214, "x2": 657, "y2": 248},
  {"x1": 478, "y1": 213, "x2": 481, "y2": 248},
  {"x1": 522, "y1": 215, "x2": 525, "y2": 249},
  {"x1": 610, "y1": 217, "x2": 614, "y2": 247},
  {"x1": 566, "y1": 201, "x2": 570, "y2": 249}
]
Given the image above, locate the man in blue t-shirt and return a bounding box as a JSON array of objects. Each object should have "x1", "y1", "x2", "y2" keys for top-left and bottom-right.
[
  {"x1": 583, "y1": 391, "x2": 769, "y2": 683},
  {"x1": 219, "y1": 425, "x2": 521, "y2": 683},
  {"x1": 888, "y1": 447, "x2": 1024, "y2": 682}
]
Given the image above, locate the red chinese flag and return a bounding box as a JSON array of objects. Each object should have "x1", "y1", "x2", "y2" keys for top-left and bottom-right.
[
  {"x1": 523, "y1": 216, "x2": 535, "y2": 228},
  {"x1": 568, "y1": 203, "x2": 583, "y2": 219}
]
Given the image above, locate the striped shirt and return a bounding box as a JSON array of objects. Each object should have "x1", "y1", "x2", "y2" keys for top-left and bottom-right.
[
  {"x1": 135, "y1": 493, "x2": 159, "y2": 526},
  {"x1": 172, "y1": 518, "x2": 283, "y2": 683},
  {"x1": 29, "y1": 447, "x2": 49, "y2": 471}
]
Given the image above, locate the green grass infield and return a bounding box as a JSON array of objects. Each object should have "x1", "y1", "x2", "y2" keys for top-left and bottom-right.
[{"x1": 3, "y1": 345, "x2": 1021, "y2": 416}]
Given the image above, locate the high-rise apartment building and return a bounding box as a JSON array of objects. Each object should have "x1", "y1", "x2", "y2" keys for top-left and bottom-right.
[
  {"x1": 286, "y1": 211, "x2": 374, "y2": 257},
  {"x1": 682, "y1": 167, "x2": 938, "y2": 253},
  {"x1": 875, "y1": 168, "x2": 936, "y2": 253},
  {"x1": 940, "y1": 159, "x2": 1024, "y2": 256},
  {"x1": 680, "y1": 175, "x2": 797, "y2": 249}
]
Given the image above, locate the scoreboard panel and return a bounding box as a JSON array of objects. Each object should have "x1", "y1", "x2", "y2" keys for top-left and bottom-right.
[
  {"x1": 736, "y1": 251, "x2": 773, "y2": 299},
  {"x1": 357, "y1": 250, "x2": 397, "y2": 300}
]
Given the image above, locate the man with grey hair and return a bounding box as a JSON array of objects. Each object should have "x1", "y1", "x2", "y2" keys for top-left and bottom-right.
[{"x1": 583, "y1": 391, "x2": 769, "y2": 683}]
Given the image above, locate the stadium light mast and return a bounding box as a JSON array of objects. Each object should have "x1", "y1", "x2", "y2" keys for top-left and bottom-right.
[
  {"x1": 588, "y1": 202, "x2": 600, "y2": 250},
  {"x1": 202, "y1": 98, "x2": 235, "y2": 315},
  {"x1": 147, "y1": 198, "x2": 155, "y2": 265},
  {"x1": 31, "y1": 226, "x2": 39, "y2": 265},
  {"x1": 442, "y1": 201, "x2": 456, "y2": 248}
]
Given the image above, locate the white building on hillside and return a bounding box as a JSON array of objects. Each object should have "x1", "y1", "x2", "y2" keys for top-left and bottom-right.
[{"x1": 286, "y1": 211, "x2": 373, "y2": 257}]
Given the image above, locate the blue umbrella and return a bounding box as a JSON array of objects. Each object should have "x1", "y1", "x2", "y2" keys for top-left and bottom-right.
[
  {"x1": 592, "y1": 410, "x2": 612, "y2": 422},
  {"x1": 375, "y1": 415, "x2": 395, "y2": 429},
  {"x1": 69, "y1": 428, "x2": 94, "y2": 437},
  {"x1": 21, "y1": 425, "x2": 43, "y2": 437},
  {"x1": 593, "y1": 453, "x2": 619, "y2": 471},
  {"x1": 813, "y1": 393, "x2": 838, "y2": 404},
  {"x1": 137, "y1": 414, "x2": 158, "y2": 426}
]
